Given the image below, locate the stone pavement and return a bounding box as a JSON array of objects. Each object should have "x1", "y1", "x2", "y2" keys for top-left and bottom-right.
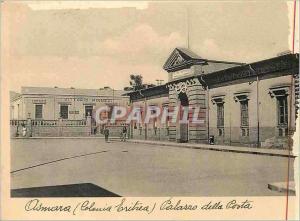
[
  {"x1": 125, "y1": 139, "x2": 296, "y2": 158},
  {"x1": 11, "y1": 138, "x2": 293, "y2": 196}
]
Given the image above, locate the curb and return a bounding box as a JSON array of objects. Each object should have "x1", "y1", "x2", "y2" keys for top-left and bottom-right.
[{"x1": 125, "y1": 140, "x2": 295, "y2": 158}]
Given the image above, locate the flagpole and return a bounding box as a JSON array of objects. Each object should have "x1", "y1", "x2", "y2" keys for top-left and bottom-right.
[
  {"x1": 292, "y1": 0, "x2": 296, "y2": 54},
  {"x1": 186, "y1": 6, "x2": 190, "y2": 49}
]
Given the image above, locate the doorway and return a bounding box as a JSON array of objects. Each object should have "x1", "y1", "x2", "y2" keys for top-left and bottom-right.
[
  {"x1": 85, "y1": 105, "x2": 93, "y2": 117},
  {"x1": 178, "y1": 93, "x2": 189, "y2": 143}
]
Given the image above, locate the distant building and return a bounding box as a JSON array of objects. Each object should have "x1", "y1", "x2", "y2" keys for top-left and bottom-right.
[
  {"x1": 10, "y1": 86, "x2": 129, "y2": 121},
  {"x1": 125, "y1": 48, "x2": 299, "y2": 148}
]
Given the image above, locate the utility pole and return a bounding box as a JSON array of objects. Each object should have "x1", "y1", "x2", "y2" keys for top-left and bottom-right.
[
  {"x1": 256, "y1": 74, "x2": 260, "y2": 147},
  {"x1": 71, "y1": 87, "x2": 75, "y2": 120},
  {"x1": 229, "y1": 88, "x2": 232, "y2": 146},
  {"x1": 249, "y1": 65, "x2": 260, "y2": 147},
  {"x1": 156, "y1": 79, "x2": 164, "y2": 86},
  {"x1": 144, "y1": 96, "x2": 147, "y2": 140}
]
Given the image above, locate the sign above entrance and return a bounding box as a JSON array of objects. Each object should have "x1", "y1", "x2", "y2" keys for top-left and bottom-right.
[
  {"x1": 69, "y1": 110, "x2": 79, "y2": 114},
  {"x1": 172, "y1": 69, "x2": 191, "y2": 80},
  {"x1": 32, "y1": 99, "x2": 46, "y2": 104}
]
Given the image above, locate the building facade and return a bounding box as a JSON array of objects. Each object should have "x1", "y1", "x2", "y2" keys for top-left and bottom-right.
[
  {"x1": 10, "y1": 86, "x2": 129, "y2": 121},
  {"x1": 126, "y1": 48, "x2": 299, "y2": 149},
  {"x1": 10, "y1": 87, "x2": 129, "y2": 137}
]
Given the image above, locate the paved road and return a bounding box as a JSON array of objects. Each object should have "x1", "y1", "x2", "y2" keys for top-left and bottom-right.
[{"x1": 11, "y1": 138, "x2": 294, "y2": 196}]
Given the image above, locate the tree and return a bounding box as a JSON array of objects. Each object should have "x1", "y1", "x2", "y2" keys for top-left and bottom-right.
[
  {"x1": 124, "y1": 74, "x2": 156, "y2": 91},
  {"x1": 129, "y1": 74, "x2": 144, "y2": 91}
]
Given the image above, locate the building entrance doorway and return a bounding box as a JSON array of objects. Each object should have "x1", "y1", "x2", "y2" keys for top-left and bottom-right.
[
  {"x1": 85, "y1": 105, "x2": 93, "y2": 117},
  {"x1": 178, "y1": 93, "x2": 189, "y2": 143}
]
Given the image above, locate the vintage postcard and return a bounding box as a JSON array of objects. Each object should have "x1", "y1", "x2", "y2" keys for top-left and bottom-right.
[{"x1": 1, "y1": 0, "x2": 299, "y2": 220}]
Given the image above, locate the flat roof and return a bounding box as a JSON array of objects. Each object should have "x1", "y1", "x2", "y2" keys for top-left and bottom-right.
[{"x1": 21, "y1": 86, "x2": 126, "y2": 97}]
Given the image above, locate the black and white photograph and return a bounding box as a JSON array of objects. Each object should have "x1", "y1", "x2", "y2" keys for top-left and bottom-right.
[{"x1": 1, "y1": 0, "x2": 299, "y2": 220}]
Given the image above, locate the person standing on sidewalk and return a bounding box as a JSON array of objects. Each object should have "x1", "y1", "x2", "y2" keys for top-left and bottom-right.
[
  {"x1": 21, "y1": 123, "x2": 27, "y2": 137},
  {"x1": 104, "y1": 127, "x2": 110, "y2": 142},
  {"x1": 121, "y1": 126, "x2": 127, "y2": 142}
]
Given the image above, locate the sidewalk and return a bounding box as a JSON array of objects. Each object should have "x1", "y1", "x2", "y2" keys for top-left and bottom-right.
[
  {"x1": 125, "y1": 139, "x2": 296, "y2": 158},
  {"x1": 12, "y1": 136, "x2": 296, "y2": 158}
]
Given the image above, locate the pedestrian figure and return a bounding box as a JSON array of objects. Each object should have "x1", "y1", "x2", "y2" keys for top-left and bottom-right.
[
  {"x1": 209, "y1": 135, "x2": 215, "y2": 145},
  {"x1": 104, "y1": 127, "x2": 109, "y2": 142},
  {"x1": 21, "y1": 124, "x2": 27, "y2": 137},
  {"x1": 121, "y1": 126, "x2": 127, "y2": 142}
]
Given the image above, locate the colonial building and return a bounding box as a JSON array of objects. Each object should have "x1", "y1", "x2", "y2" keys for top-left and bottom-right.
[
  {"x1": 10, "y1": 86, "x2": 129, "y2": 121},
  {"x1": 10, "y1": 86, "x2": 129, "y2": 137},
  {"x1": 126, "y1": 48, "x2": 299, "y2": 149}
]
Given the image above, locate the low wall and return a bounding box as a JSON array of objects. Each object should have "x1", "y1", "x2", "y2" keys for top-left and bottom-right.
[
  {"x1": 209, "y1": 126, "x2": 293, "y2": 149},
  {"x1": 10, "y1": 119, "x2": 293, "y2": 149},
  {"x1": 10, "y1": 119, "x2": 92, "y2": 137}
]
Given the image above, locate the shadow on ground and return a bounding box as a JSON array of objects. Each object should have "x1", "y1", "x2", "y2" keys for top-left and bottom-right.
[{"x1": 11, "y1": 183, "x2": 120, "y2": 197}]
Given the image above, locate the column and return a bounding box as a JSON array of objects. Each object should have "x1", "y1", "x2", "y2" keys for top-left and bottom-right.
[
  {"x1": 168, "y1": 88, "x2": 178, "y2": 142},
  {"x1": 187, "y1": 80, "x2": 208, "y2": 143}
]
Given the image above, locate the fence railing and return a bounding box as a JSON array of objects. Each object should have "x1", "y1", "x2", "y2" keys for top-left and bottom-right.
[
  {"x1": 10, "y1": 119, "x2": 87, "y2": 127},
  {"x1": 10, "y1": 120, "x2": 27, "y2": 126},
  {"x1": 10, "y1": 118, "x2": 91, "y2": 137},
  {"x1": 31, "y1": 120, "x2": 58, "y2": 126},
  {"x1": 61, "y1": 119, "x2": 86, "y2": 126}
]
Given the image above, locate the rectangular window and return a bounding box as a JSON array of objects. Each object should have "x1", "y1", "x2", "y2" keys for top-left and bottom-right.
[
  {"x1": 218, "y1": 128, "x2": 224, "y2": 136},
  {"x1": 217, "y1": 103, "x2": 224, "y2": 128},
  {"x1": 60, "y1": 105, "x2": 68, "y2": 119},
  {"x1": 240, "y1": 100, "x2": 249, "y2": 127},
  {"x1": 35, "y1": 104, "x2": 43, "y2": 119},
  {"x1": 277, "y1": 96, "x2": 288, "y2": 126}
]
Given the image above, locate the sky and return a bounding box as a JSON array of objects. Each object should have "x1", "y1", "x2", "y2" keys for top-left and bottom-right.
[{"x1": 2, "y1": 1, "x2": 299, "y2": 92}]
